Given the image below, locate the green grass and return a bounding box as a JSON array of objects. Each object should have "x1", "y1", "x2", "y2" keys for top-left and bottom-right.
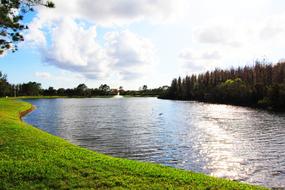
[{"x1": 0, "y1": 99, "x2": 268, "y2": 190}]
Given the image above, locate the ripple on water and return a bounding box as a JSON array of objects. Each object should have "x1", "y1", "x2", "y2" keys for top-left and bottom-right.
[{"x1": 23, "y1": 98, "x2": 285, "y2": 188}]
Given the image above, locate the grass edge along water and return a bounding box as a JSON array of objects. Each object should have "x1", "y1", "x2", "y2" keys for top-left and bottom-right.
[{"x1": 0, "y1": 99, "x2": 268, "y2": 189}]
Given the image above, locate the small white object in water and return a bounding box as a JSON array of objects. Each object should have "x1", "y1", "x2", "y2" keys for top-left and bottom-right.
[{"x1": 114, "y1": 92, "x2": 123, "y2": 98}]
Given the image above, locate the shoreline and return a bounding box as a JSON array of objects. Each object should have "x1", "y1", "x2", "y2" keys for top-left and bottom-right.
[
  {"x1": 0, "y1": 99, "x2": 268, "y2": 189},
  {"x1": 14, "y1": 95, "x2": 284, "y2": 112},
  {"x1": 19, "y1": 105, "x2": 35, "y2": 120},
  {"x1": 158, "y1": 96, "x2": 285, "y2": 112},
  {"x1": 10, "y1": 95, "x2": 159, "y2": 100}
]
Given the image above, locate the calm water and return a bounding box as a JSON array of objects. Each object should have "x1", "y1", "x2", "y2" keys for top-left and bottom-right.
[{"x1": 23, "y1": 98, "x2": 285, "y2": 188}]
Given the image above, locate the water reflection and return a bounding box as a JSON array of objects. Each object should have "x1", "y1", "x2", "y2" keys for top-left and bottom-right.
[{"x1": 23, "y1": 98, "x2": 285, "y2": 188}]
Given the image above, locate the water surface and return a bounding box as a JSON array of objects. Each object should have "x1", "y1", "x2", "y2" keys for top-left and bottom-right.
[{"x1": 23, "y1": 98, "x2": 285, "y2": 188}]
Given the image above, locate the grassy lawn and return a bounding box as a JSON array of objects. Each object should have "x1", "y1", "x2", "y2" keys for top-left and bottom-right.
[{"x1": 0, "y1": 99, "x2": 268, "y2": 190}]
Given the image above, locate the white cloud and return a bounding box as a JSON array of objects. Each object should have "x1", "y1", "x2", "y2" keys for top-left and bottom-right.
[
  {"x1": 34, "y1": 17, "x2": 156, "y2": 80},
  {"x1": 179, "y1": 49, "x2": 222, "y2": 72},
  {"x1": 35, "y1": 72, "x2": 51, "y2": 79},
  {"x1": 42, "y1": 18, "x2": 110, "y2": 79},
  {"x1": 33, "y1": 0, "x2": 185, "y2": 27},
  {"x1": 25, "y1": 20, "x2": 47, "y2": 47},
  {"x1": 259, "y1": 15, "x2": 285, "y2": 40},
  {"x1": 179, "y1": 49, "x2": 221, "y2": 61},
  {"x1": 77, "y1": 0, "x2": 184, "y2": 25},
  {"x1": 194, "y1": 25, "x2": 241, "y2": 47},
  {"x1": 201, "y1": 51, "x2": 221, "y2": 60},
  {"x1": 105, "y1": 30, "x2": 156, "y2": 80},
  {"x1": 25, "y1": 0, "x2": 186, "y2": 47},
  {"x1": 24, "y1": 0, "x2": 171, "y2": 81}
]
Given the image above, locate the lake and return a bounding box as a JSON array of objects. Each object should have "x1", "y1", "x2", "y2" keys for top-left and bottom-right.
[{"x1": 23, "y1": 97, "x2": 285, "y2": 188}]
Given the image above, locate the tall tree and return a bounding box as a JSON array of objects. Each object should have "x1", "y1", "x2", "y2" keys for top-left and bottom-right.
[
  {"x1": 142, "y1": 85, "x2": 148, "y2": 91},
  {"x1": 19, "y1": 81, "x2": 41, "y2": 96},
  {"x1": 160, "y1": 61, "x2": 285, "y2": 110},
  {"x1": 0, "y1": 0, "x2": 54, "y2": 55},
  {"x1": 76, "y1": 83, "x2": 88, "y2": 96},
  {"x1": 0, "y1": 71, "x2": 11, "y2": 96},
  {"x1": 98, "y1": 84, "x2": 111, "y2": 95}
]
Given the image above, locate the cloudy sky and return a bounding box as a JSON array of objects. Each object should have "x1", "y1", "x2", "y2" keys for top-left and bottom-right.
[{"x1": 1, "y1": 0, "x2": 285, "y2": 89}]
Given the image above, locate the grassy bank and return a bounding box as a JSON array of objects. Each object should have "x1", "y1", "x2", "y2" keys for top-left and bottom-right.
[{"x1": 0, "y1": 99, "x2": 267, "y2": 189}]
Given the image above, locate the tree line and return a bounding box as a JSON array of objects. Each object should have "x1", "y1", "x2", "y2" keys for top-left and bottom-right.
[
  {"x1": 159, "y1": 61, "x2": 285, "y2": 110},
  {"x1": 122, "y1": 85, "x2": 169, "y2": 97},
  {"x1": 0, "y1": 73, "x2": 166, "y2": 97}
]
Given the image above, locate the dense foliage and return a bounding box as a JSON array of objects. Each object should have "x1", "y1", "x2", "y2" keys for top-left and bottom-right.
[
  {"x1": 122, "y1": 85, "x2": 169, "y2": 97},
  {"x1": 0, "y1": 71, "x2": 10, "y2": 96},
  {"x1": 160, "y1": 61, "x2": 285, "y2": 110},
  {"x1": 43, "y1": 84, "x2": 115, "y2": 97},
  {"x1": 42, "y1": 84, "x2": 166, "y2": 97},
  {"x1": 0, "y1": 74, "x2": 166, "y2": 97},
  {"x1": 0, "y1": 0, "x2": 54, "y2": 55}
]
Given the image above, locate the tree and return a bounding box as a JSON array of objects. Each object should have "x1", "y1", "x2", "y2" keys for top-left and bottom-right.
[
  {"x1": 0, "y1": 0, "x2": 54, "y2": 55},
  {"x1": 142, "y1": 85, "x2": 147, "y2": 91},
  {"x1": 20, "y1": 81, "x2": 41, "y2": 96},
  {"x1": 98, "y1": 84, "x2": 111, "y2": 95},
  {"x1": 0, "y1": 71, "x2": 11, "y2": 96},
  {"x1": 159, "y1": 61, "x2": 285, "y2": 110},
  {"x1": 76, "y1": 83, "x2": 88, "y2": 96},
  {"x1": 217, "y1": 78, "x2": 251, "y2": 104},
  {"x1": 118, "y1": 86, "x2": 124, "y2": 94},
  {"x1": 43, "y1": 86, "x2": 56, "y2": 96},
  {"x1": 57, "y1": 88, "x2": 65, "y2": 96},
  {"x1": 166, "y1": 78, "x2": 178, "y2": 99}
]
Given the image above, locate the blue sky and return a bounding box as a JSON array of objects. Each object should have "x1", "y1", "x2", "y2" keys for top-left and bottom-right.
[{"x1": 1, "y1": 0, "x2": 285, "y2": 90}]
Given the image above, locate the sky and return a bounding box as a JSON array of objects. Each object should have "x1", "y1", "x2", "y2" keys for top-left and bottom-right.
[{"x1": 1, "y1": 0, "x2": 285, "y2": 90}]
